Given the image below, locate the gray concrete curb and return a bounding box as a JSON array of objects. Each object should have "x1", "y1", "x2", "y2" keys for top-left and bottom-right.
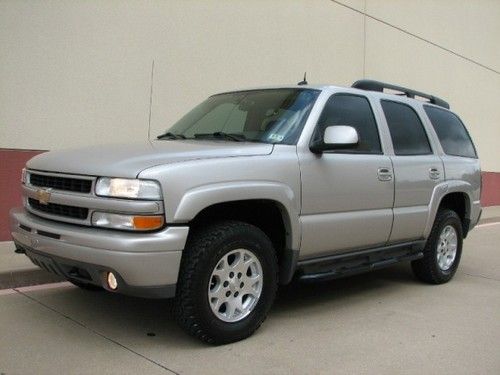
[
  {"x1": 0, "y1": 268, "x2": 64, "y2": 289},
  {"x1": 0, "y1": 242, "x2": 64, "y2": 290}
]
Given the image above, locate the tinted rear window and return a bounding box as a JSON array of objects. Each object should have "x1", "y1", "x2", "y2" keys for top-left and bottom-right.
[
  {"x1": 424, "y1": 106, "x2": 477, "y2": 158},
  {"x1": 381, "y1": 100, "x2": 432, "y2": 155}
]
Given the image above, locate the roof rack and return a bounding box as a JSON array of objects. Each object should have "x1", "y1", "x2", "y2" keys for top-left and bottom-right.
[{"x1": 352, "y1": 79, "x2": 450, "y2": 109}]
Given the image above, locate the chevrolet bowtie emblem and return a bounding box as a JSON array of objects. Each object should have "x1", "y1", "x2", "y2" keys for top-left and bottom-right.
[{"x1": 36, "y1": 188, "x2": 52, "y2": 205}]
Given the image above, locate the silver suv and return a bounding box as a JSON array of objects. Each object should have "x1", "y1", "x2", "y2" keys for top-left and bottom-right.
[{"x1": 10, "y1": 80, "x2": 481, "y2": 344}]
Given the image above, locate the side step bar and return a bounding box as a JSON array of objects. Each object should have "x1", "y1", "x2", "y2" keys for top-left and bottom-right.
[{"x1": 298, "y1": 241, "x2": 425, "y2": 282}]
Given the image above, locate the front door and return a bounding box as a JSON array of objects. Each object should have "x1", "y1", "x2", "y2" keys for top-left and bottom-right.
[{"x1": 299, "y1": 93, "x2": 394, "y2": 259}]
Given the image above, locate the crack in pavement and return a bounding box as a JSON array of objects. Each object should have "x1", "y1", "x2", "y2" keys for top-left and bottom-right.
[{"x1": 13, "y1": 288, "x2": 180, "y2": 375}]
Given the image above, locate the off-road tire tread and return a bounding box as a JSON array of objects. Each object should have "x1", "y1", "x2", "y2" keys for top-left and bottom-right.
[
  {"x1": 411, "y1": 209, "x2": 462, "y2": 284},
  {"x1": 174, "y1": 220, "x2": 278, "y2": 345}
]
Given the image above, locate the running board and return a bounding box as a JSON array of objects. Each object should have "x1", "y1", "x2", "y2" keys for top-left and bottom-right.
[{"x1": 298, "y1": 241, "x2": 425, "y2": 282}]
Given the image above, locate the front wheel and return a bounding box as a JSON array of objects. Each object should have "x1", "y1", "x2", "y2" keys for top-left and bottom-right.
[
  {"x1": 412, "y1": 209, "x2": 463, "y2": 284},
  {"x1": 174, "y1": 221, "x2": 278, "y2": 344}
]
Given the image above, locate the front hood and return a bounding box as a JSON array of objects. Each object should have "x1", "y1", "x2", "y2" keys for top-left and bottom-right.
[{"x1": 27, "y1": 140, "x2": 274, "y2": 178}]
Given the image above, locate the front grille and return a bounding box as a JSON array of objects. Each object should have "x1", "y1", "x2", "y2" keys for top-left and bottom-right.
[
  {"x1": 28, "y1": 198, "x2": 89, "y2": 220},
  {"x1": 30, "y1": 173, "x2": 92, "y2": 193}
]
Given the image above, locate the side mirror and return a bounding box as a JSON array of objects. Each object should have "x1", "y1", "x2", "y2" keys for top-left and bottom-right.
[{"x1": 310, "y1": 125, "x2": 359, "y2": 153}]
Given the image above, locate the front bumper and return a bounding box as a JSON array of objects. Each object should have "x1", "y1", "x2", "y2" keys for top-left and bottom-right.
[{"x1": 10, "y1": 207, "x2": 189, "y2": 298}]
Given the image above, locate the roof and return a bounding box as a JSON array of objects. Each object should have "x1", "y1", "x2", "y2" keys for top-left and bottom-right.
[{"x1": 214, "y1": 80, "x2": 451, "y2": 110}]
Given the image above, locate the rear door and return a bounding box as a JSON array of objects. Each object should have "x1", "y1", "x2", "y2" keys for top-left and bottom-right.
[
  {"x1": 423, "y1": 105, "x2": 481, "y2": 226},
  {"x1": 380, "y1": 100, "x2": 444, "y2": 243}
]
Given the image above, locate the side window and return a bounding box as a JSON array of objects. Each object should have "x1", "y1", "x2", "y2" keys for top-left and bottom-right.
[
  {"x1": 424, "y1": 106, "x2": 477, "y2": 158},
  {"x1": 316, "y1": 94, "x2": 382, "y2": 154},
  {"x1": 381, "y1": 100, "x2": 432, "y2": 155}
]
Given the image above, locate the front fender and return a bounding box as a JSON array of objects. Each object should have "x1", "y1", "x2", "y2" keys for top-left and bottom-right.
[{"x1": 172, "y1": 181, "x2": 301, "y2": 250}]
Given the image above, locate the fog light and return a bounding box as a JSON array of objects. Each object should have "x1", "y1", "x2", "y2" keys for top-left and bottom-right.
[{"x1": 107, "y1": 272, "x2": 118, "y2": 290}]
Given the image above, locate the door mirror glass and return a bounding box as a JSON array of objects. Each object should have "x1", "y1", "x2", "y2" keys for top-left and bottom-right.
[{"x1": 311, "y1": 125, "x2": 359, "y2": 153}]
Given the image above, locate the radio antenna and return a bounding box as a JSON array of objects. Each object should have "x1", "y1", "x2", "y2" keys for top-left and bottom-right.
[{"x1": 297, "y1": 72, "x2": 308, "y2": 85}]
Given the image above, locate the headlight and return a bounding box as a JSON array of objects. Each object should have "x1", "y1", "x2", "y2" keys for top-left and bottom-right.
[
  {"x1": 95, "y1": 178, "x2": 162, "y2": 200},
  {"x1": 92, "y1": 212, "x2": 164, "y2": 231}
]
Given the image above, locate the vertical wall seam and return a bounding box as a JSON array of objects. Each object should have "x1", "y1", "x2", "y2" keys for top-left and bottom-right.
[{"x1": 330, "y1": 0, "x2": 500, "y2": 75}]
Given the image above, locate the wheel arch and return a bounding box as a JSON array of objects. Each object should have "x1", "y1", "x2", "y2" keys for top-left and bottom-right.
[
  {"x1": 186, "y1": 198, "x2": 299, "y2": 285},
  {"x1": 172, "y1": 181, "x2": 301, "y2": 284},
  {"x1": 424, "y1": 181, "x2": 473, "y2": 238}
]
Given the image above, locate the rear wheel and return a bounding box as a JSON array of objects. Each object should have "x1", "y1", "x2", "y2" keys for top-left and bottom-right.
[
  {"x1": 412, "y1": 209, "x2": 463, "y2": 284},
  {"x1": 174, "y1": 220, "x2": 278, "y2": 344}
]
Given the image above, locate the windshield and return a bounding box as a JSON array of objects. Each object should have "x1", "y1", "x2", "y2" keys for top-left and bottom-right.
[{"x1": 163, "y1": 88, "x2": 320, "y2": 144}]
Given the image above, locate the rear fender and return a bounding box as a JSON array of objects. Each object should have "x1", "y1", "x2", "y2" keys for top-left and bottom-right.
[{"x1": 424, "y1": 180, "x2": 474, "y2": 238}]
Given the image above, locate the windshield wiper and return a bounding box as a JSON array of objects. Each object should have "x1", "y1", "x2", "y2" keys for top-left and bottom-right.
[
  {"x1": 194, "y1": 132, "x2": 246, "y2": 142},
  {"x1": 157, "y1": 132, "x2": 186, "y2": 140}
]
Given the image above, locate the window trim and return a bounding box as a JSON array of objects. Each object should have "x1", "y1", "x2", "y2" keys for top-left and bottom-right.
[
  {"x1": 381, "y1": 99, "x2": 434, "y2": 156},
  {"x1": 311, "y1": 93, "x2": 384, "y2": 155},
  {"x1": 423, "y1": 104, "x2": 478, "y2": 159}
]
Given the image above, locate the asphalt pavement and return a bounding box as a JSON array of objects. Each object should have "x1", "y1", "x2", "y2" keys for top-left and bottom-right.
[{"x1": 0, "y1": 221, "x2": 499, "y2": 374}]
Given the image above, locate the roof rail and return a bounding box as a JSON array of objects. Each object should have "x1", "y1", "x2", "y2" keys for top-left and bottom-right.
[{"x1": 352, "y1": 79, "x2": 450, "y2": 109}]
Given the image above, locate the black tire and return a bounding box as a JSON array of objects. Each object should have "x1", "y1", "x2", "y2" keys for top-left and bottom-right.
[
  {"x1": 68, "y1": 279, "x2": 104, "y2": 291},
  {"x1": 411, "y1": 209, "x2": 463, "y2": 284},
  {"x1": 174, "y1": 220, "x2": 278, "y2": 345}
]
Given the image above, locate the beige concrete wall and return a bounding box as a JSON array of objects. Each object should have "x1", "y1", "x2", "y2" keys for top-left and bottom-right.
[
  {"x1": 364, "y1": 19, "x2": 500, "y2": 172},
  {"x1": 364, "y1": 0, "x2": 500, "y2": 73},
  {"x1": 359, "y1": 0, "x2": 500, "y2": 171},
  {"x1": 1, "y1": 0, "x2": 499, "y2": 171},
  {"x1": 0, "y1": 0, "x2": 364, "y2": 150}
]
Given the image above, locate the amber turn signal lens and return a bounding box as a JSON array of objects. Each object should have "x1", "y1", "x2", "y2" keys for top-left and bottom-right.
[{"x1": 132, "y1": 215, "x2": 164, "y2": 230}]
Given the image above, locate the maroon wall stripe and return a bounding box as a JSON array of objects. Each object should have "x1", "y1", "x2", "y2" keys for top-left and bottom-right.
[
  {"x1": 1, "y1": 149, "x2": 46, "y2": 241},
  {"x1": 1, "y1": 148, "x2": 499, "y2": 241},
  {"x1": 481, "y1": 172, "x2": 500, "y2": 207}
]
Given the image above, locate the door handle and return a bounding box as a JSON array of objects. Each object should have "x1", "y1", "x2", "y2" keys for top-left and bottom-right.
[
  {"x1": 377, "y1": 167, "x2": 393, "y2": 181},
  {"x1": 429, "y1": 168, "x2": 441, "y2": 180}
]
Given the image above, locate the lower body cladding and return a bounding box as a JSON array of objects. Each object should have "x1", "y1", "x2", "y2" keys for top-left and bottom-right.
[{"x1": 9, "y1": 208, "x2": 189, "y2": 298}]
